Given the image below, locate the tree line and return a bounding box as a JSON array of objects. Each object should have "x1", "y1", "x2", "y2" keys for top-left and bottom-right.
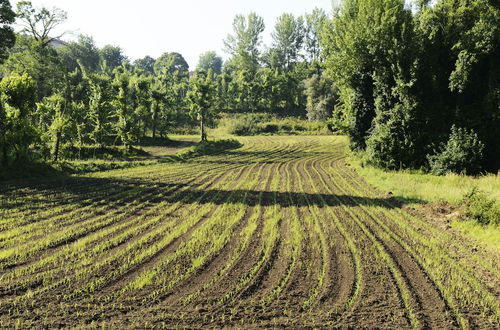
[
  {"x1": 322, "y1": 0, "x2": 499, "y2": 174},
  {"x1": 0, "y1": 0, "x2": 330, "y2": 167},
  {"x1": 0, "y1": 0, "x2": 498, "y2": 175}
]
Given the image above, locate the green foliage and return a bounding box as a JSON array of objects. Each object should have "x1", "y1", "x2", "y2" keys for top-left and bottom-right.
[
  {"x1": 15, "y1": 0, "x2": 67, "y2": 45},
  {"x1": 176, "y1": 139, "x2": 242, "y2": 160},
  {"x1": 304, "y1": 74, "x2": 336, "y2": 121},
  {"x1": 411, "y1": 0, "x2": 500, "y2": 172},
  {"x1": 112, "y1": 65, "x2": 139, "y2": 148},
  {"x1": 0, "y1": 74, "x2": 38, "y2": 166},
  {"x1": 187, "y1": 70, "x2": 217, "y2": 141},
  {"x1": 304, "y1": 8, "x2": 327, "y2": 64},
  {"x1": 428, "y1": 126, "x2": 485, "y2": 176},
  {"x1": 322, "y1": 0, "x2": 499, "y2": 172},
  {"x1": 323, "y1": 0, "x2": 415, "y2": 151},
  {"x1": 1, "y1": 34, "x2": 66, "y2": 98},
  {"x1": 87, "y1": 72, "x2": 114, "y2": 147},
  {"x1": 267, "y1": 13, "x2": 304, "y2": 72},
  {"x1": 37, "y1": 93, "x2": 68, "y2": 161},
  {"x1": 224, "y1": 13, "x2": 265, "y2": 73},
  {"x1": 58, "y1": 35, "x2": 100, "y2": 72},
  {"x1": 197, "y1": 51, "x2": 223, "y2": 75},
  {"x1": 366, "y1": 102, "x2": 422, "y2": 170},
  {"x1": 219, "y1": 113, "x2": 273, "y2": 136},
  {"x1": 0, "y1": 0, "x2": 16, "y2": 64},
  {"x1": 134, "y1": 55, "x2": 155, "y2": 75},
  {"x1": 461, "y1": 187, "x2": 500, "y2": 226},
  {"x1": 216, "y1": 113, "x2": 330, "y2": 136},
  {"x1": 154, "y1": 52, "x2": 189, "y2": 76},
  {"x1": 99, "y1": 45, "x2": 127, "y2": 70}
]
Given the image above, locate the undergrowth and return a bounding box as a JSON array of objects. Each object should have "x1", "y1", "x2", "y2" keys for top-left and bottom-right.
[
  {"x1": 460, "y1": 188, "x2": 500, "y2": 226},
  {"x1": 61, "y1": 144, "x2": 149, "y2": 160},
  {"x1": 214, "y1": 113, "x2": 330, "y2": 136},
  {"x1": 1, "y1": 138, "x2": 241, "y2": 181},
  {"x1": 349, "y1": 156, "x2": 500, "y2": 250},
  {"x1": 172, "y1": 139, "x2": 242, "y2": 161}
]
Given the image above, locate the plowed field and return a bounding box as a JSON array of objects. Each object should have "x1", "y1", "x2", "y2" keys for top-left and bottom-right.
[{"x1": 0, "y1": 136, "x2": 498, "y2": 328}]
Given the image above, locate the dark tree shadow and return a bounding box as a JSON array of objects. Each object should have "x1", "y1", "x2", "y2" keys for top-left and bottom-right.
[{"x1": 2, "y1": 175, "x2": 424, "y2": 212}]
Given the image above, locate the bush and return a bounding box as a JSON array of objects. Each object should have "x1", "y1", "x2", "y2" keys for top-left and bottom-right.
[
  {"x1": 365, "y1": 104, "x2": 422, "y2": 170},
  {"x1": 61, "y1": 144, "x2": 148, "y2": 160},
  {"x1": 216, "y1": 113, "x2": 330, "y2": 136},
  {"x1": 304, "y1": 74, "x2": 336, "y2": 122},
  {"x1": 461, "y1": 187, "x2": 499, "y2": 226},
  {"x1": 428, "y1": 126, "x2": 484, "y2": 175},
  {"x1": 176, "y1": 139, "x2": 242, "y2": 160}
]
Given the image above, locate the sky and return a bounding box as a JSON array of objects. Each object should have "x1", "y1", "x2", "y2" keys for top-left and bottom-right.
[{"x1": 12, "y1": 0, "x2": 335, "y2": 69}]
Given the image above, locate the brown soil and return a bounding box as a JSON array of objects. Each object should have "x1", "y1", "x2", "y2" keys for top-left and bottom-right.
[{"x1": 0, "y1": 136, "x2": 497, "y2": 329}]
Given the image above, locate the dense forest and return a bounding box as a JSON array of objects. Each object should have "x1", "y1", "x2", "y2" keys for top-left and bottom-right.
[{"x1": 0, "y1": 0, "x2": 498, "y2": 175}]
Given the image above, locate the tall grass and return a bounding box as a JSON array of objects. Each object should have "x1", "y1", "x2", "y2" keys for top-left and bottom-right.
[
  {"x1": 351, "y1": 158, "x2": 500, "y2": 204},
  {"x1": 349, "y1": 157, "x2": 500, "y2": 251}
]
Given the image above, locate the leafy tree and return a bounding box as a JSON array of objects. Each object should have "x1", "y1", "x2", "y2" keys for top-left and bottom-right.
[
  {"x1": 134, "y1": 55, "x2": 155, "y2": 75},
  {"x1": 150, "y1": 70, "x2": 182, "y2": 138},
  {"x1": 37, "y1": 93, "x2": 67, "y2": 161},
  {"x1": 111, "y1": 64, "x2": 140, "y2": 149},
  {"x1": 197, "y1": 51, "x2": 223, "y2": 74},
  {"x1": 268, "y1": 13, "x2": 305, "y2": 72},
  {"x1": 304, "y1": 74, "x2": 336, "y2": 121},
  {"x1": 16, "y1": 1, "x2": 67, "y2": 46},
  {"x1": 131, "y1": 74, "x2": 152, "y2": 138},
  {"x1": 224, "y1": 13, "x2": 265, "y2": 72},
  {"x1": 0, "y1": 74, "x2": 37, "y2": 166},
  {"x1": 62, "y1": 66, "x2": 89, "y2": 152},
  {"x1": 322, "y1": 0, "x2": 417, "y2": 156},
  {"x1": 304, "y1": 8, "x2": 327, "y2": 64},
  {"x1": 428, "y1": 126, "x2": 485, "y2": 175},
  {"x1": 415, "y1": 0, "x2": 500, "y2": 171},
  {"x1": 150, "y1": 79, "x2": 165, "y2": 138},
  {"x1": 188, "y1": 70, "x2": 216, "y2": 141},
  {"x1": 214, "y1": 72, "x2": 233, "y2": 111},
  {"x1": 99, "y1": 45, "x2": 127, "y2": 70},
  {"x1": 154, "y1": 52, "x2": 189, "y2": 76},
  {"x1": 58, "y1": 35, "x2": 100, "y2": 72},
  {"x1": 1, "y1": 34, "x2": 66, "y2": 99},
  {"x1": 0, "y1": 0, "x2": 16, "y2": 64},
  {"x1": 87, "y1": 72, "x2": 113, "y2": 147}
]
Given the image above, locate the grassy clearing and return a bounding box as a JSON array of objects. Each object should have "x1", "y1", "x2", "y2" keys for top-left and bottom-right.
[
  {"x1": 349, "y1": 157, "x2": 500, "y2": 251},
  {"x1": 350, "y1": 158, "x2": 500, "y2": 204}
]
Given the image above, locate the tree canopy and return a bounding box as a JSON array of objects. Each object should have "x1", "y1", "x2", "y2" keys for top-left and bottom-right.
[
  {"x1": 0, "y1": 0, "x2": 16, "y2": 63},
  {"x1": 0, "y1": 0, "x2": 497, "y2": 174}
]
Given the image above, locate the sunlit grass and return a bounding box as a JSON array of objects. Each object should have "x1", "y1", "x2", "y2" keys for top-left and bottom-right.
[
  {"x1": 349, "y1": 156, "x2": 500, "y2": 253},
  {"x1": 351, "y1": 159, "x2": 499, "y2": 204}
]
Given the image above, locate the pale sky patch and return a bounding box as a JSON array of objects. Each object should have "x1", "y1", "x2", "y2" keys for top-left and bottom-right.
[{"x1": 12, "y1": 0, "x2": 334, "y2": 68}]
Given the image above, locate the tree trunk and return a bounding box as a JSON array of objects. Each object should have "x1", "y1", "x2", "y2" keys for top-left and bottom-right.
[
  {"x1": 2, "y1": 143, "x2": 8, "y2": 167},
  {"x1": 200, "y1": 109, "x2": 207, "y2": 142},
  {"x1": 152, "y1": 105, "x2": 158, "y2": 139},
  {"x1": 54, "y1": 131, "x2": 61, "y2": 162}
]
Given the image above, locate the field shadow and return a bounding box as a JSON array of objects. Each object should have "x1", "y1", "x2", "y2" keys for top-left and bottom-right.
[
  {"x1": 161, "y1": 187, "x2": 424, "y2": 209},
  {"x1": 2, "y1": 175, "x2": 424, "y2": 211}
]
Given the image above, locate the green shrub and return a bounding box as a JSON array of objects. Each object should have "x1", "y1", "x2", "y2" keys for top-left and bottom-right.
[
  {"x1": 428, "y1": 126, "x2": 485, "y2": 175},
  {"x1": 53, "y1": 160, "x2": 152, "y2": 175},
  {"x1": 176, "y1": 139, "x2": 242, "y2": 160},
  {"x1": 461, "y1": 187, "x2": 499, "y2": 226},
  {"x1": 61, "y1": 144, "x2": 148, "y2": 160},
  {"x1": 216, "y1": 113, "x2": 330, "y2": 136}
]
